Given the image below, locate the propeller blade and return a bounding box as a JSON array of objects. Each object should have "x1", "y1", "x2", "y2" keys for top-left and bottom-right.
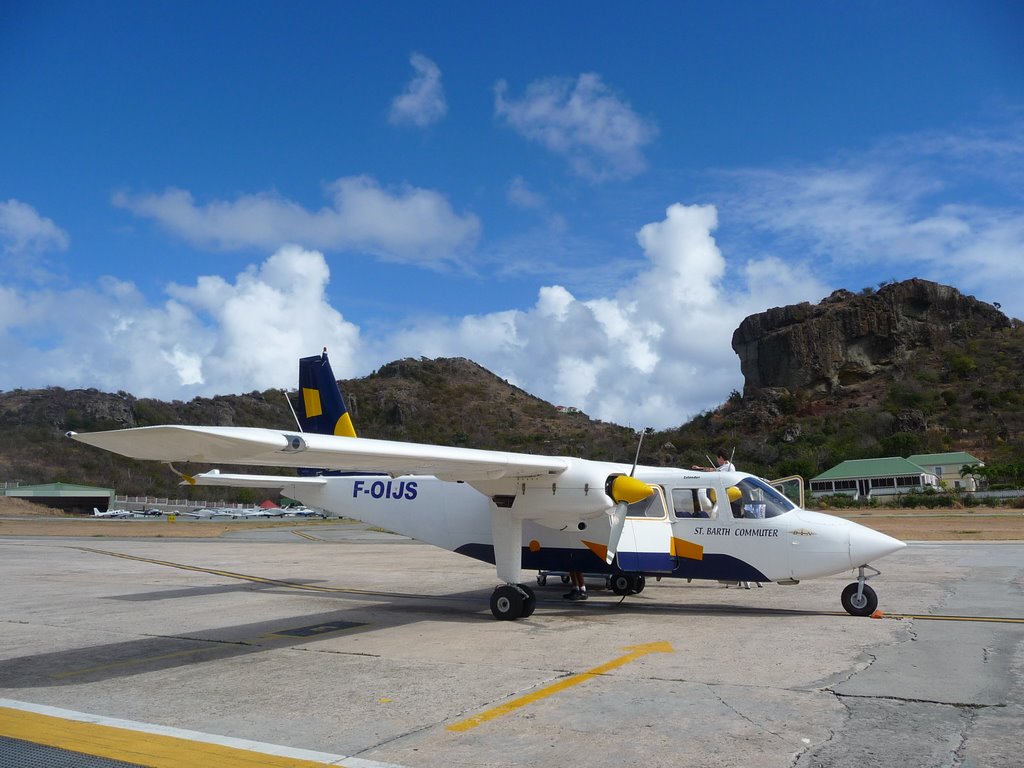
[
  {"x1": 604, "y1": 475, "x2": 656, "y2": 565},
  {"x1": 606, "y1": 500, "x2": 628, "y2": 565}
]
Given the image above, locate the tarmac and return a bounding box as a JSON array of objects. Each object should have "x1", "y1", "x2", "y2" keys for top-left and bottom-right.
[{"x1": 0, "y1": 523, "x2": 1021, "y2": 767}]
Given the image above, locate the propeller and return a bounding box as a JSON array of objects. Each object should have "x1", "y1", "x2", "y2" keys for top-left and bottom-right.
[
  {"x1": 603, "y1": 473, "x2": 656, "y2": 565},
  {"x1": 603, "y1": 428, "x2": 656, "y2": 565}
]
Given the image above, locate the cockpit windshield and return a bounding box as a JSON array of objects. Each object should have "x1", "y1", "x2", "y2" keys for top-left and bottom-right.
[{"x1": 732, "y1": 477, "x2": 796, "y2": 519}]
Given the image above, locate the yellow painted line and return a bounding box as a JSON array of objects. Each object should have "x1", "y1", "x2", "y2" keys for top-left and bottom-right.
[
  {"x1": 291, "y1": 530, "x2": 324, "y2": 541},
  {"x1": 0, "y1": 704, "x2": 339, "y2": 767},
  {"x1": 447, "y1": 641, "x2": 674, "y2": 732},
  {"x1": 883, "y1": 613, "x2": 1024, "y2": 624}
]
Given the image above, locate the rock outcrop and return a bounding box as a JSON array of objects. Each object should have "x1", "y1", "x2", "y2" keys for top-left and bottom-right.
[{"x1": 732, "y1": 279, "x2": 1009, "y2": 397}]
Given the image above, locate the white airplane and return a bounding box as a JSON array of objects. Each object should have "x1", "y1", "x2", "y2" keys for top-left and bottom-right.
[
  {"x1": 69, "y1": 351, "x2": 906, "y2": 621},
  {"x1": 281, "y1": 505, "x2": 326, "y2": 518},
  {"x1": 178, "y1": 507, "x2": 236, "y2": 518},
  {"x1": 92, "y1": 506, "x2": 133, "y2": 518},
  {"x1": 232, "y1": 506, "x2": 286, "y2": 518}
]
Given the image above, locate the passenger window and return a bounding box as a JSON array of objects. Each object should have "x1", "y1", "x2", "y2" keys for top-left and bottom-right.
[
  {"x1": 670, "y1": 488, "x2": 693, "y2": 519},
  {"x1": 673, "y1": 487, "x2": 717, "y2": 520}
]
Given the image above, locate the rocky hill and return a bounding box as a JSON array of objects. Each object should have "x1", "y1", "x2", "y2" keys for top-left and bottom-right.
[
  {"x1": 732, "y1": 279, "x2": 1010, "y2": 395},
  {"x1": 0, "y1": 358, "x2": 640, "y2": 501},
  {"x1": 684, "y1": 279, "x2": 1023, "y2": 482},
  {"x1": 1, "y1": 279, "x2": 1021, "y2": 501}
]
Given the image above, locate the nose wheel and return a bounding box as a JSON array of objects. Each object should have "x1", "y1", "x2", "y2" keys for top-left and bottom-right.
[
  {"x1": 490, "y1": 583, "x2": 536, "y2": 620},
  {"x1": 841, "y1": 565, "x2": 880, "y2": 616}
]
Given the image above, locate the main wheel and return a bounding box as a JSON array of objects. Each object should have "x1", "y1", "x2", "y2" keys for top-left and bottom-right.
[
  {"x1": 518, "y1": 583, "x2": 537, "y2": 618},
  {"x1": 611, "y1": 574, "x2": 632, "y2": 596},
  {"x1": 490, "y1": 585, "x2": 524, "y2": 620},
  {"x1": 841, "y1": 582, "x2": 878, "y2": 617}
]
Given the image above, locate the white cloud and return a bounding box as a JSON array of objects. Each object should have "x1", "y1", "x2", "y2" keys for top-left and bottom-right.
[
  {"x1": 507, "y1": 176, "x2": 544, "y2": 209},
  {"x1": 112, "y1": 176, "x2": 480, "y2": 266},
  {"x1": 0, "y1": 199, "x2": 69, "y2": 256},
  {"x1": 722, "y1": 126, "x2": 1024, "y2": 318},
  {"x1": 382, "y1": 203, "x2": 827, "y2": 428},
  {"x1": 0, "y1": 246, "x2": 361, "y2": 399},
  {"x1": 389, "y1": 53, "x2": 447, "y2": 128},
  {"x1": 495, "y1": 73, "x2": 658, "y2": 181},
  {"x1": 0, "y1": 205, "x2": 828, "y2": 429}
]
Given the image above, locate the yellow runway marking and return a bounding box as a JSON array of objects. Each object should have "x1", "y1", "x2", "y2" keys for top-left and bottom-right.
[
  {"x1": 884, "y1": 613, "x2": 1024, "y2": 624},
  {"x1": 447, "y1": 641, "x2": 674, "y2": 732},
  {"x1": 291, "y1": 530, "x2": 324, "y2": 541},
  {"x1": 0, "y1": 704, "x2": 341, "y2": 767}
]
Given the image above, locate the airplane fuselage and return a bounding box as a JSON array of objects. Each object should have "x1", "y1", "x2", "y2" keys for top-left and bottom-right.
[{"x1": 285, "y1": 469, "x2": 901, "y2": 586}]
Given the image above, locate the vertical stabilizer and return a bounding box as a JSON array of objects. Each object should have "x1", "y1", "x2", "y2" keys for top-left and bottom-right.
[{"x1": 297, "y1": 348, "x2": 356, "y2": 437}]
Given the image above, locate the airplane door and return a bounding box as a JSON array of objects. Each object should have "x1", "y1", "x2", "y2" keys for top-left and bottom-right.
[{"x1": 616, "y1": 487, "x2": 674, "y2": 573}]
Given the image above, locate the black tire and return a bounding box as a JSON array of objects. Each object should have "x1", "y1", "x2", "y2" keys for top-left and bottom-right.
[
  {"x1": 841, "y1": 582, "x2": 878, "y2": 617},
  {"x1": 611, "y1": 574, "x2": 632, "y2": 596},
  {"x1": 518, "y1": 584, "x2": 537, "y2": 618},
  {"x1": 490, "y1": 585, "x2": 524, "y2": 620},
  {"x1": 632, "y1": 575, "x2": 646, "y2": 594},
  {"x1": 560, "y1": 574, "x2": 571, "y2": 584},
  {"x1": 536, "y1": 574, "x2": 547, "y2": 586}
]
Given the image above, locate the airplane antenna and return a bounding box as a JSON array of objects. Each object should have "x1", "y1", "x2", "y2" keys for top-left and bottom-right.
[
  {"x1": 630, "y1": 428, "x2": 648, "y2": 477},
  {"x1": 283, "y1": 389, "x2": 304, "y2": 432}
]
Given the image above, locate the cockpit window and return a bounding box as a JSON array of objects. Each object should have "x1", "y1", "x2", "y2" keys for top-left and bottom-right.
[
  {"x1": 734, "y1": 477, "x2": 795, "y2": 519},
  {"x1": 626, "y1": 486, "x2": 666, "y2": 519}
]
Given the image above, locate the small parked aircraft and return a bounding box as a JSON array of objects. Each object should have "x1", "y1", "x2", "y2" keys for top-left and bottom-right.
[
  {"x1": 70, "y1": 350, "x2": 905, "y2": 620},
  {"x1": 92, "y1": 507, "x2": 133, "y2": 518}
]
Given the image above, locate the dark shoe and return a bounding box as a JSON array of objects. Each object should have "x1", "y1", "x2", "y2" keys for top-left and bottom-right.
[
  {"x1": 568, "y1": 590, "x2": 588, "y2": 601},
  {"x1": 563, "y1": 588, "x2": 579, "y2": 599}
]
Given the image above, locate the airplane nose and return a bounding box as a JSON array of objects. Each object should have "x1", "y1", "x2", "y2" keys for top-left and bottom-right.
[{"x1": 848, "y1": 524, "x2": 906, "y2": 567}]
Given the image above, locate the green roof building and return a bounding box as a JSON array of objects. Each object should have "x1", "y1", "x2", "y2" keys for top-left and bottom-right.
[
  {"x1": 811, "y1": 450, "x2": 986, "y2": 497},
  {"x1": 810, "y1": 458, "x2": 938, "y2": 498}
]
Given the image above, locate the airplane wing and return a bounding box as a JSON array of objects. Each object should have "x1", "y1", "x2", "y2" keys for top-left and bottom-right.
[
  {"x1": 69, "y1": 426, "x2": 569, "y2": 482},
  {"x1": 186, "y1": 470, "x2": 329, "y2": 489}
]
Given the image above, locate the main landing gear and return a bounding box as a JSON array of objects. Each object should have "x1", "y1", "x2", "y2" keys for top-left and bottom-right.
[
  {"x1": 610, "y1": 573, "x2": 646, "y2": 596},
  {"x1": 841, "y1": 565, "x2": 880, "y2": 617},
  {"x1": 490, "y1": 583, "x2": 537, "y2": 620}
]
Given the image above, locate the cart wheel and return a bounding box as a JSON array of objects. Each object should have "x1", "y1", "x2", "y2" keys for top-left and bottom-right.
[
  {"x1": 536, "y1": 574, "x2": 547, "y2": 586},
  {"x1": 560, "y1": 574, "x2": 571, "y2": 584}
]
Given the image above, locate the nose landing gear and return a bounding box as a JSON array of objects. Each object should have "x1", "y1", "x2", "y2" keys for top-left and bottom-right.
[{"x1": 841, "y1": 565, "x2": 880, "y2": 616}]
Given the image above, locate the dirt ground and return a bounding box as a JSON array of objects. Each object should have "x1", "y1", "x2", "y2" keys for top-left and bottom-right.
[
  {"x1": 1, "y1": 496, "x2": 1021, "y2": 541},
  {"x1": 835, "y1": 507, "x2": 1024, "y2": 541}
]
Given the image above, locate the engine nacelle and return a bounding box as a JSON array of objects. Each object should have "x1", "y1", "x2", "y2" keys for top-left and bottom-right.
[{"x1": 481, "y1": 458, "x2": 618, "y2": 527}]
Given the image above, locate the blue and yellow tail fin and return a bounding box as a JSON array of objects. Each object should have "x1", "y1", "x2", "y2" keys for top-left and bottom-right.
[{"x1": 297, "y1": 348, "x2": 356, "y2": 437}]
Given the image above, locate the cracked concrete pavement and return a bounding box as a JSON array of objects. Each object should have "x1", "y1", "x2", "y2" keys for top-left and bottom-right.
[{"x1": 0, "y1": 532, "x2": 1020, "y2": 767}]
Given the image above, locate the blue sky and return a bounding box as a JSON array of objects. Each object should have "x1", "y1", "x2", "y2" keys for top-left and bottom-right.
[{"x1": 2, "y1": 1, "x2": 1022, "y2": 429}]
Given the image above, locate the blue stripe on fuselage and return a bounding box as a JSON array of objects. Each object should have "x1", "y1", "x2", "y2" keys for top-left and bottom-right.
[{"x1": 453, "y1": 544, "x2": 769, "y2": 583}]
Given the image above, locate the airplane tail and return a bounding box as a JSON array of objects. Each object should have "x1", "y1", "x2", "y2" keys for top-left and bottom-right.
[{"x1": 296, "y1": 348, "x2": 356, "y2": 437}]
